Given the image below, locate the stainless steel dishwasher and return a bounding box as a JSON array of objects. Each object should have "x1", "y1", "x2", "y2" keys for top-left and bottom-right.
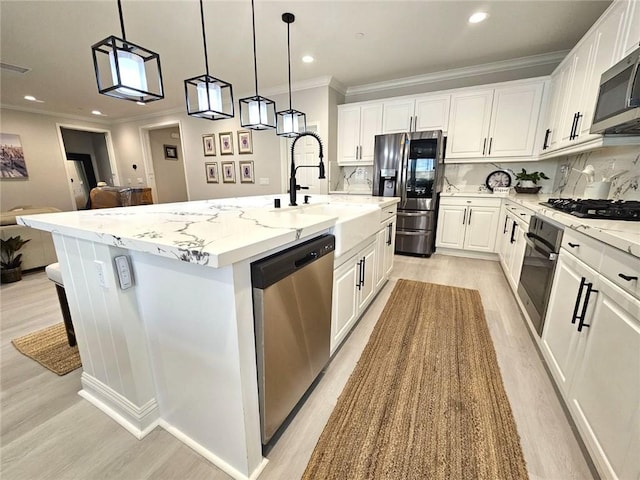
[{"x1": 251, "y1": 234, "x2": 335, "y2": 444}]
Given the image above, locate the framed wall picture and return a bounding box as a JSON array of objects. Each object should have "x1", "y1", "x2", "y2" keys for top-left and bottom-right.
[
  {"x1": 202, "y1": 134, "x2": 216, "y2": 156},
  {"x1": 205, "y1": 162, "x2": 218, "y2": 183},
  {"x1": 0, "y1": 133, "x2": 28, "y2": 179},
  {"x1": 221, "y1": 161, "x2": 236, "y2": 183},
  {"x1": 164, "y1": 144, "x2": 178, "y2": 159},
  {"x1": 239, "y1": 160, "x2": 254, "y2": 184},
  {"x1": 219, "y1": 132, "x2": 234, "y2": 155},
  {"x1": 237, "y1": 130, "x2": 253, "y2": 154}
]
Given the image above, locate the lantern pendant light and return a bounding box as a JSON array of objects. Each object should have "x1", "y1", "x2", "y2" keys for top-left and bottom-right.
[
  {"x1": 239, "y1": 0, "x2": 276, "y2": 130},
  {"x1": 91, "y1": 0, "x2": 164, "y2": 103},
  {"x1": 276, "y1": 13, "x2": 306, "y2": 137},
  {"x1": 184, "y1": 0, "x2": 234, "y2": 120}
]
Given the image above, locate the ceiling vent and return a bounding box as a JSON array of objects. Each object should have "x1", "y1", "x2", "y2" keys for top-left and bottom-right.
[{"x1": 0, "y1": 62, "x2": 31, "y2": 74}]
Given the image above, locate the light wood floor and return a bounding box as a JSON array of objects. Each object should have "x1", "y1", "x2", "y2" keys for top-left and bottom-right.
[{"x1": 1, "y1": 255, "x2": 595, "y2": 480}]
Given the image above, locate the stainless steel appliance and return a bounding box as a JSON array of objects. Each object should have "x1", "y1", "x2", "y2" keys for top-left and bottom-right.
[
  {"x1": 590, "y1": 47, "x2": 640, "y2": 134},
  {"x1": 251, "y1": 234, "x2": 334, "y2": 444},
  {"x1": 518, "y1": 216, "x2": 564, "y2": 335},
  {"x1": 372, "y1": 130, "x2": 444, "y2": 256},
  {"x1": 541, "y1": 198, "x2": 640, "y2": 221}
]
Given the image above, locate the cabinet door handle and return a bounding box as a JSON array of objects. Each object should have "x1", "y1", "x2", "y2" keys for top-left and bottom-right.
[
  {"x1": 413, "y1": 116, "x2": 418, "y2": 131},
  {"x1": 488, "y1": 137, "x2": 493, "y2": 155},
  {"x1": 482, "y1": 138, "x2": 487, "y2": 156},
  {"x1": 543, "y1": 128, "x2": 551, "y2": 150},
  {"x1": 387, "y1": 223, "x2": 393, "y2": 245},
  {"x1": 569, "y1": 113, "x2": 576, "y2": 140},
  {"x1": 468, "y1": 208, "x2": 472, "y2": 225},
  {"x1": 618, "y1": 273, "x2": 639, "y2": 282},
  {"x1": 574, "y1": 112, "x2": 582, "y2": 138},
  {"x1": 409, "y1": 116, "x2": 414, "y2": 132},
  {"x1": 577, "y1": 283, "x2": 597, "y2": 332},
  {"x1": 571, "y1": 277, "x2": 587, "y2": 324},
  {"x1": 510, "y1": 221, "x2": 517, "y2": 244},
  {"x1": 361, "y1": 257, "x2": 366, "y2": 287},
  {"x1": 462, "y1": 208, "x2": 467, "y2": 225},
  {"x1": 503, "y1": 215, "x2": 509, "y2": 234},
  {"x1": 567, "y1": 242, "x2": 580, "y2": 248},
  {"x1": 356, "y1": 260, "x2": 362, "y2": 290}
]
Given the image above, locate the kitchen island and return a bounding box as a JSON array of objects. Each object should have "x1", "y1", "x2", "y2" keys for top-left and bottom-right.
[{"x1": 18, "y1": 194, "x2": 400, "y2": 480}]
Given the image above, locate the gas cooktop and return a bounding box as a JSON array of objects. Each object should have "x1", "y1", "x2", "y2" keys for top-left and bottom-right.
[{"x1": 540, "y1": 198, "x2": 640, "y2": 221}]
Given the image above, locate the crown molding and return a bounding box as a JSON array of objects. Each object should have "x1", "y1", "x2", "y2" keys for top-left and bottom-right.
[
  {"x1": 345, "y1": 50, "x2": 569, "y2": 97},
  {"x1": 0, "y1": 103, "x2": 111, "y2": 124}
]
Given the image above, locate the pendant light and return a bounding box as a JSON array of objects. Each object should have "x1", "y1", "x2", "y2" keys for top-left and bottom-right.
[
  {"x1": 239, "y1": 0, "x2": 276, "y2": 130},
  {"x1": 276, "y1": 13, "x2": 306, "y2": 137},
  {"x1": 91, "y1": 0, "x2": 164, "y2": 103},
  {"x1": 184, "y1": 0, "x2": 234, "y2": 120}
]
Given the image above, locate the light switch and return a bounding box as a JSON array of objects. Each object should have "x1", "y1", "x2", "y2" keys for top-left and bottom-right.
[
  {"x1": 114, "y1": 256, "x2": 133, "y2": 290},
  {"x1": 94, "y1": 260, "x2": 108, "y2": 288},
  {"x1": 259, "y1": 177, "x2": 270, "y2": 185}
]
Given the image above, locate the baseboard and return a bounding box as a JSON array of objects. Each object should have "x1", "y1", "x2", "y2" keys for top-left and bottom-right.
[
  {"x1": 79, "y1": 372, "x2": 159, "y2": 439},
  {"x1": 434, "y1": 248, "x2": 499, "y2": 261},
  {"x1": 158, "y1": 419, "x2": 269, "y2": 480}
]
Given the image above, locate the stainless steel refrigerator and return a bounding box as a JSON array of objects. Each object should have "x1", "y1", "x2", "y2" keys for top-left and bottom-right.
[{"x1": 372, "y1": 130, "x2": 444, "y2": 256}]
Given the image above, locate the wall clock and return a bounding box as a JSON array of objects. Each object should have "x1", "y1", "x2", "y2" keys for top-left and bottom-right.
[{"x1": 485, "y1": 170, "x2": 512, "y2": 191}]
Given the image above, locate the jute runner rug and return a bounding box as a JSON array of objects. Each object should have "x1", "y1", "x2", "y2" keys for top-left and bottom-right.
[
  {"x1": 303, "y1": 279, "x2": 528, "y2": 479},
  {"x1": 12, "y1": 323, "x2": 81, "y2": 376}
]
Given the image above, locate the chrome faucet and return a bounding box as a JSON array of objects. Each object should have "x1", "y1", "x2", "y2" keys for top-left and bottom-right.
[{"x1": 289, "y1": 131, "x2": 326, "y2": 206}]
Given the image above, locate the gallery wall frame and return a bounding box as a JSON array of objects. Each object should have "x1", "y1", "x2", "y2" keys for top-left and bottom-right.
[
  {"x1": 239, "y1": 160, "x2": 254, "y2": 183},
  {"x1": 0, "y1": 133, "x2": 28, "y2": 179},
  {"x1": 205, "y1": 162, "x2": 219, "y2": 183},
  {"x1": 202, "y1": 134, "x2": 216, "y2": 156},
  {"x1": 219, "y1": 132, "x2": 234, "y2": 155},
  {"x1": 237, "y1": 130, "x2": 253, "y2": 154},
  {"x1": 221, "y1": 161, "x2": 236, "y2": 183},
  {"x1": 164, "y1": 144, "x2": 178, "y2": 159}
]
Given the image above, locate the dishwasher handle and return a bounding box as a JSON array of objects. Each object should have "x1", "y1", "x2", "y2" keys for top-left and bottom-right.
[{"x1": 294, "y1": 252, "x2": 318, "y2": 268}]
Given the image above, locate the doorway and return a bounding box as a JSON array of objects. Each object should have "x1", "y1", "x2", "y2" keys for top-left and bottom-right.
[
  {"x1": 57, "y1": 126, "x2": 119, "y2": 210},
  {"x1": 140, "y1": 122, "x2": 188, "y2": 204}
]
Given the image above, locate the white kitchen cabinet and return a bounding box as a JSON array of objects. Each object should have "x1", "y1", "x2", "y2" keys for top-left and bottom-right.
[
  {"x1": 331, "y1": 239, "x2": 377, "y2": 353},
  {"x1": 382, "y1": 94, "x2": 451, "y2": 134},
  {"x1": 445, "y1": 80, "x2": 544, "y2": 160},
  {"x1": 337, "y1": 103, "x2": 383, "y2": 165},
  {"x1": 497, "y1": 203, "x2": 532, "y2": 291},
  {"x1": 541, "y1": 228, "x2": 640, "y2": 480},
  {"x1": 375, "y1": 215, "x2": 396, "y2": 291},
  {"x1": 621, "y1": 0, "x2": 640, "y2": 57},
  {"x1": 436, "y1": 197, "x2": 500, "y2": 253}
]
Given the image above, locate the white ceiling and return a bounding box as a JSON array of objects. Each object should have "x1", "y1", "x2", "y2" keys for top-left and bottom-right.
[{"x1": 0, "y1": 0, "x2": 611, "y2": 121}]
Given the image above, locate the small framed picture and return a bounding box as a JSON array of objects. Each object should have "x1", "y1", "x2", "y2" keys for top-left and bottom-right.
[
  {"x1": 221, "y1": 161, "x2": 236, "y2": 183},
  {"x1": 205, "y1": 162, "x2": 218, "y2": 183},
  {"x1": 202, "y1": 135, "x2": 216, "y2": 156},
  {"x1": 164, "y1": 144, "x2": 178, "y2": 159},
  {"x1": 219, "y1": 132, "x2": 234, "y2": 155},
  {"x1": 237, "y1": 130, "x2": 253, "y2": 154},
  {"x1": 239, "y1": 160, "x2": 254, "y2": 184}
]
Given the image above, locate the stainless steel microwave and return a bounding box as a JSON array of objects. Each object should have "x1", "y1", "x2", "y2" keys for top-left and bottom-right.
[{"x1": 590, "y1": 47, "x2": 640, "y2": 134}]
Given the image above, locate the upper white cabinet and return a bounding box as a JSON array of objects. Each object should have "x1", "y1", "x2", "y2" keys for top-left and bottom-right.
[
  {"x1": 621, "y1": 0, "x2": 640, "y2": 56},
  {"x1": 382, "y1": 93, "x2": 450, "y2": 134},
  {"x1": 445, "y1": 80, "x2": 544, "y2": 161},
  {"x1": 337, "y1": 103, "x2": 383, "y2": 165}
]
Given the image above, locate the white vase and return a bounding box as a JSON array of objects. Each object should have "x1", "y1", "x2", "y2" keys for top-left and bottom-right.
[{"x1": 520, "y1": 180, "x2": 535, "y2": 188}]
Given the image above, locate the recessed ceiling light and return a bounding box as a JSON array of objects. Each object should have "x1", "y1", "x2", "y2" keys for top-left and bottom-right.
[
  {"x1": 136, "y1": 101, "x2": 146, "y2": 106},
  {"x1": 91, "y1": 110, "x2": 103, "y2": 115},
  {"x1": 24, "y1": 95, "x2": 44, "y2": 103},
  {"x1": 468, "y1": 12, "x2": 488, "y2": 23},
  {"x1": 302, "y1": 55, "x2": 314, "y2": 63}
]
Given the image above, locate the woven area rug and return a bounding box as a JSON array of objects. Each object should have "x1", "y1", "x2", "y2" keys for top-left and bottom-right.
[
  {"x1": 303, "y1": 279, "x2": 528, "y2": 480},
  {"x1": 12, "y1": 323, "x2": 81, "y2": 376}
]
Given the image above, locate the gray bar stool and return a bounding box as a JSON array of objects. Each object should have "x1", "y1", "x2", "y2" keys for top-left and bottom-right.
[{"x1": 45, "y1": 263, "x2": 76, "y2": 347}]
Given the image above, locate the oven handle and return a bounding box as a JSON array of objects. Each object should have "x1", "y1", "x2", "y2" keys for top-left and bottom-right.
[
  {"x1": 524, "y1": 233, "x2": 558, "y2": 261},
  {"x1": 525, "y1": 231, "x2": 557, "y2": 254}
]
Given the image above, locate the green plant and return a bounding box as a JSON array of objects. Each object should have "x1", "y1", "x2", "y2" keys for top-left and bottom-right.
[
  {"x1": 1, "y1": 236, "x2": 31, "y2": 270},
  {"x1": 514, "y1": 168, "x2": 549, "y2": 185}
]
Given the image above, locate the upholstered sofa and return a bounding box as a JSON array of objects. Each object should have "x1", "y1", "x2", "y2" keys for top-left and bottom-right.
[{"x1": 0, "y1": 207, "x2": 60, "y2": 270}]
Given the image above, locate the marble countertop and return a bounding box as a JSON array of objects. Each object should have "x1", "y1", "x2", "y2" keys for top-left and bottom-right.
[
  {"x1": 441, "y1": 191, "x2": 639, "y2": 257},
  {"x1": 18, "y1": 194, "x2": 400, "y2": 268}
]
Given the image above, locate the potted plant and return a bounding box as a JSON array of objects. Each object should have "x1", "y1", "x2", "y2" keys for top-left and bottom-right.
[
  {"x1": 514, "y1": 169, "x2": 549, "y2": 193},
  {"x1": 1, "y1": 236, "x2": 31, "y2": 283}
]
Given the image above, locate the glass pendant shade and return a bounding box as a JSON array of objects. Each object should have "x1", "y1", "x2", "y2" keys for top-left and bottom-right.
[
  {"x1": 239, "y1": 95, "x2": 276, "y2": 130},
  {"x1": 276, "y1": 109, "x2": 306, "y2": 137},
  {"x1": 185, "y1": 75, "x2": 234, "y2": 120},
  {"x1": 92, "y1": 36, "x2": 164, "y2": 103}
]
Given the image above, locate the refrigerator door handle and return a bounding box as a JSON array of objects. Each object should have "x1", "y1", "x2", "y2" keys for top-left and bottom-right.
[{"x1": 400, "y1": 135, "x2": 408, "y2": 207}]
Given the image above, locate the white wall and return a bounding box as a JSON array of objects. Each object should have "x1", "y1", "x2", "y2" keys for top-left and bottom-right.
[
  {"x1": 0, "y1": 108, "x2": 108, "y2": 211},
  {"x1": 148, "y1": 126, "x2": 188, "y2": 203}
]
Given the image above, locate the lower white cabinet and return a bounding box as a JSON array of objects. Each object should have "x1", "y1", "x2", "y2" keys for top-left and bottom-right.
[
  {"x1": 331, "y1": 240, "x2": 377, "y2": 354},
  {"x1": 541, "y1": 230, "x2": 640, "y2": 480},
  {"x1": 375, "y1": 216, "x2": 396, "y2": 291},
  {"x1": 436, "y1": 197, "x2": 500, "y2": 253},
  {"x1": 497, "y1": 203, "x2": 532, "y2": 290}
]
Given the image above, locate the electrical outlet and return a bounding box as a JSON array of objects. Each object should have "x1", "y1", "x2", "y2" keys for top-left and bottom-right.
[
  {"x1": 259, "y1": 177, "x2": 269, "y2": 185},
  {"x1": 94, "y1": 260, "x2": 107, "y2": 288},
  {"x1": 560, "y1": 164, "x2": 569, "y2": 174}
]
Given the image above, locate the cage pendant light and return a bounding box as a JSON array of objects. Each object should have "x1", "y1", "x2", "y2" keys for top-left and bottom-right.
[
  {"x1": 276, "y1": 13, "x2": 306, "y2": 137},
  {"x1": 239, "y1": 0, "x2": 276, "y2": 130},
  {"x1": 184, "y1": 0, "x2": 234, "y2": 120},
  {"x1": 91, "y1": 0, "x2": 164, "y2": 103}
]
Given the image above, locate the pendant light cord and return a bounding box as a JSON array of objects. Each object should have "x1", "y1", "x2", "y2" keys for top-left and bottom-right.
[
  {"x1": 117, "y1": 0, "x2": 127, "y2": 40},
  {"x1": 287, "y1": 20, "x2": 292, "y2": 110},
  {"x1": 251, "y1": 0, "x2": 259, "y2": 97},
  {"x1": 199, "y1": 0, "x2": 210, "y2": 76}
]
